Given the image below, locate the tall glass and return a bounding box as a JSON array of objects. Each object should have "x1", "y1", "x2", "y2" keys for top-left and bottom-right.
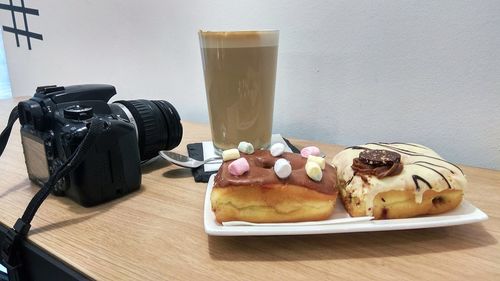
[{"x1": 199, "y1": 30, "x2": 279, "y2": 154}]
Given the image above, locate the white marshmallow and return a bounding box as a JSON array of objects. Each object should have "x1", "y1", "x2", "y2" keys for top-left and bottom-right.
[
  {"x1": 238, "y1": 141, "x2": 254, "y2": 154},
  {"x1": 270, "y1": 143, "x2": 285, "y2": 157},
  {"x1": 274, "y1": 158, "x2": 292, "y2": 179},
  {"x1": 222, "y1": 148, "x2": 240, "y2": 161}
]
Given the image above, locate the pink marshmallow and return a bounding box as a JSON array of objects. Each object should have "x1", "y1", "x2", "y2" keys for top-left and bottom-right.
[
  {"x1": 300, "y1": 146, "x2": 321, "y2": 158},
  {"x1": 228, "y1": 157, "x2": 250, "y2": 176}
]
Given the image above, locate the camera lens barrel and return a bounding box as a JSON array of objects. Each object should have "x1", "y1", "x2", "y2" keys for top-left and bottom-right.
[{"x1": 113, "y1": 99, "x2": 183, "y2": 161}]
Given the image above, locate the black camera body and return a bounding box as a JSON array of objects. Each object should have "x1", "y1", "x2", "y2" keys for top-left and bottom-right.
[{"x1": 17, "y1": 85, "x2": 182, "y2": 206}]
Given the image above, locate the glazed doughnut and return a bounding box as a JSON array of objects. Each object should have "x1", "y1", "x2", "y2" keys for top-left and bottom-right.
[
  {"x1": 211, "y1": 150, "x2": 338, "y2": 223},
  {"x1": 331, "y1": 143, "x2": 466, "y2": 219}
]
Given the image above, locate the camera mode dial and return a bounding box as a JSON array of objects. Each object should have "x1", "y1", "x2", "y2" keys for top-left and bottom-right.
[{"x1": 64, "y1": 105, "x2": 94, "y2": 120}]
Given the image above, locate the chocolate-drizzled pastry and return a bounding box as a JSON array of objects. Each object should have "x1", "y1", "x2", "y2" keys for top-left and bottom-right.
[{"x1": 331, "y1": 143, "x2": 466, "y2": 219}]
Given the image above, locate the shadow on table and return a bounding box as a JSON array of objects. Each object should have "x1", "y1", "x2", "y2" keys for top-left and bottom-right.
[
  {"x1": 29, "y1": 186, "x2": 146, "y2": 235},
  {"x1": 162, "y1": 168, "x2": 193, "y2": 179},
  {"x1": 0, "y1": 179, "x2": 31, "y2": 199},
  {"x1": 140, "y1": 156, "x2": 192, "y2": 179},
  {"x1": 208, "y1": 224, "x2": 497, "y2": 261},
  {"x1": 29, "y1": 213, "x2": 101, "y2": 235},
  {"x1": 141, "y1": 157, "x2": 171, "y2": 174}
]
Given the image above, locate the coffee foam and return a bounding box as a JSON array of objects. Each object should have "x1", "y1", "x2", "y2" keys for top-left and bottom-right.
[{"x1": 199, "y1": 30, "x2": 279, "y2": 48}]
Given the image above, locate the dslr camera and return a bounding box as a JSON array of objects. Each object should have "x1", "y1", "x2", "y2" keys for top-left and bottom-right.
[{"x1": 17, "y1": 84, "x2": 182, "y2": 206}]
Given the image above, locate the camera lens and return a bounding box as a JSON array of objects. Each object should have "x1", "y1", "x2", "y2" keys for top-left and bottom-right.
[{"x1": 111, "y1": 100, "x2": 183, "y2": 161}]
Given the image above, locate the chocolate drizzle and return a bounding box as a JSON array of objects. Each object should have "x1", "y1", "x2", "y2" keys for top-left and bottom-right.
[
  {"x1": 412, "y1": 175, "x2": 432, "y2": 191},
  {"x1": 383, "y1": 142, "x2": 428, "y2": 149},
  {"x1": 412, "y1": 161, "x2": 456, "y2": 174},
  {"x1": 413, "y1": 163, "x2": 452, "y2": 189},
  {"x1": 346, "y1": 176, "x2": 354, "y2": 185},
  {"x1": 345, "y1": 145, "x2": 369, "y2": 150}
]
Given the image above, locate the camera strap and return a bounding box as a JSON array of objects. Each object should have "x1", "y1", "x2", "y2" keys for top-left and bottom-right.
[
  {"x1": 0, "y1": 106, "x2": 105, "y2": 281},
  {"x1": 0, "y1": 106, "x2": 19, "y2": 157}
]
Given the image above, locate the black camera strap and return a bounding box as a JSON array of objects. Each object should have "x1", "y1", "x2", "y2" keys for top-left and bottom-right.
[
  {"x1": 0, "y1": 106, "x2": 105, "y2": 281},
  {"x1": 0, "y1": 107, "x2": 19, "y2": 156}
]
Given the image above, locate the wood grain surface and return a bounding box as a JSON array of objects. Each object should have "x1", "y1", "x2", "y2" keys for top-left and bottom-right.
[{"x1": 0, "y1": 97, "x2": 499, "y2": 280}]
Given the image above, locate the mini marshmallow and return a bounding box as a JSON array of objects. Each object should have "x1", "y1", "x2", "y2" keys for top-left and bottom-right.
[
  {"x1": 238, "y1": 141, "x2": 254, "y2": 154},
  {"x1": 305, "y1": 161, "x2": 323, "y2": 182},
  {"x1": 228, "y1": 157, "x2": 250, "y2": 176},
  {"x1": 270, "y1": 143, "x2": 285, "y2": 157},
  {"x1": 222, "y1": 148, "x2": 240, "y2": 161},
  {"x1": 274, "y1": 158, "x2": 292, "y2": 179},
  {"x1": 307, "y1": 155, "x2": 326, "y2": 170},
  {"x1": 300, "y1": 146, "x2": 321, "y2": 158}
]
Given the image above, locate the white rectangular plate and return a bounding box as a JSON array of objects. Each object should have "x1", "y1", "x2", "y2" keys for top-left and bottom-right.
[{"x1": 204, "y1": 175, "x2": 488, "y2": 236}]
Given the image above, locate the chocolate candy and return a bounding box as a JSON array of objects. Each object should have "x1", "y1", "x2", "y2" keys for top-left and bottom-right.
[{"x1": 358, "y1": 149, "x2": 401, "y2": 166}]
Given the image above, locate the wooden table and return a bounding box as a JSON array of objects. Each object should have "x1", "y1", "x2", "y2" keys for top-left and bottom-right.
[{"x1": 0, "y1": 97, "x2": 499, "y2": 280}]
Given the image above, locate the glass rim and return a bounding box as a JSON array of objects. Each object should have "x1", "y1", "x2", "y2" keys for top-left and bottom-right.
[{"x1": 199, "y1": 29, "x2": 279, "y2": 34}]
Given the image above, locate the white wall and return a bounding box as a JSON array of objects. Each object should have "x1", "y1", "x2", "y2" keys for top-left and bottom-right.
[
  {"x1": 1, "y1": 0, "x2": 499, "y2": 169},
  {"x1": 0, "y1": 32, "x2": 11, "y2": 99}
]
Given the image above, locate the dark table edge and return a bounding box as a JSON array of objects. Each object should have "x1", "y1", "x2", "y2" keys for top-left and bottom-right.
[{"x1": 1, "y1": 223, "x2": 90, "y2": 281}]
